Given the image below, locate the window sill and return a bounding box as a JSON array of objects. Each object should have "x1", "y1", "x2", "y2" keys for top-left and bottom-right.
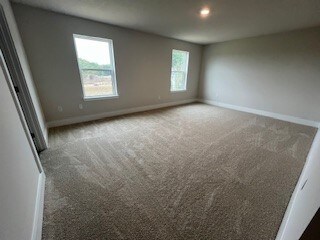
[
  {"x1": 170, "y1": 89, "x2": 187, "y2": 93},
  {"x1": 83, "y1": 95, "x2": 119, "y2": 101}
]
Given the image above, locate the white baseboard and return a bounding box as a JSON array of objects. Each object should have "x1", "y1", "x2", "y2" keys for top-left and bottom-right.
[
  {"x1": 199, "y1": 99, "x2": 319, "y2": 128},
  {"x1": 276, "y1": 129, "x2": 320, "y2": 240},
  {"x1": 31, "y1": 172, "x2": 46, "y2": 240},
  {"x1": 47, "y1": 99, "x2": 197, "y2": 128}
]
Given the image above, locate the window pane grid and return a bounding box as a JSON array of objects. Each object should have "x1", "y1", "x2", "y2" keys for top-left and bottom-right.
[{"x1": 170, "y1": 49, "x2": 189, "y2": 92}]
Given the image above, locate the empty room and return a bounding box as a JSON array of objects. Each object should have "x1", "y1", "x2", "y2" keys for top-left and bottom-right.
[{"x1": 1, "y1": 0, "x2": 320, "y2": 239}]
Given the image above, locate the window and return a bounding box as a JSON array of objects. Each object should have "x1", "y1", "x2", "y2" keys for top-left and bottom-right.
[
  {"x1": 73, "y1": 34, "x2": 118, "y2": 99},
  {"x1": 170, "y1": 49, "x2": 189, "y2": 92}
]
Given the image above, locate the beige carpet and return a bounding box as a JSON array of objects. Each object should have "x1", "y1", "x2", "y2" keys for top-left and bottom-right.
[{"x1": 40, "y1": 103, "x2": 316, "y2": 240}]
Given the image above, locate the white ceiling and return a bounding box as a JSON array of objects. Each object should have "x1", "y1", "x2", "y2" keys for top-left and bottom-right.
[{"x1": 10, "y1": 0, "x2": 320, "y2": 44}]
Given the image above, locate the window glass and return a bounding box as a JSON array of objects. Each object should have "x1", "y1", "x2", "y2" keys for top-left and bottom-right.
[
  {"x1": 73, "y1": 34, "x2": 118, "y2": 99},
  {"x1": 171, "y1": 49, "x2": 189, "y2": 91}
]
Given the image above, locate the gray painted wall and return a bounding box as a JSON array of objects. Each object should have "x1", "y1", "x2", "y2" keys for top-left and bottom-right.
[
  {"x1": 12, "y1": 4, "x2": 202, "y2": 123},
  {"x1": 199, "y1": 27, "x2": 320, "y2": 122},
  {"x1": 0, "y1": 55, "x2": 40, "y2": 240},
  {"x1": 0, "y1": 0, "x2": 48, "y2": 144}
]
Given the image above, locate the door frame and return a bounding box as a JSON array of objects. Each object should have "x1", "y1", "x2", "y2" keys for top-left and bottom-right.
[
  {"x1": 0, "y1": 5, "x2": 47, "y2": 152},
  {"x1": 0, "y1": 49, "x2": 43, "y2": 172}
]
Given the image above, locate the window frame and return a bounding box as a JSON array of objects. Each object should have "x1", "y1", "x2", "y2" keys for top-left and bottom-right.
[
  {"x1": 73, "y1": 34, "x2": 118, "y2": 100},
  {"x1": 170, "y1": 49, "x2": 189, "y2": 92}
]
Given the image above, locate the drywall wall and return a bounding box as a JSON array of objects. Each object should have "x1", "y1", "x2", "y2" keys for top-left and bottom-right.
[
  {"x1": 12, "y1": 3, "x2": 202, "y2": 123},
  {"x1": 0, "y1": 0, "x2": 48, "y2": 144},
  {"x1": 276, "y1": 130, "x2": 320, "y2": 240},
  {"x1": 199, "y1": 27, "x2": 320, "y2": 122},
  {"x1": 0, "y1": 55, "x2": 40, "y2": 240}
]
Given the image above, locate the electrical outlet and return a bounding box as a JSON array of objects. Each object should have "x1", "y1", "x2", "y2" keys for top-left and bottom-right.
[
  {"x1": 57, "y1": 106, "x2": 63, "y2": 112},
  {"x1": 79, "y1": 104, "x2": 83, "y2": 110}
]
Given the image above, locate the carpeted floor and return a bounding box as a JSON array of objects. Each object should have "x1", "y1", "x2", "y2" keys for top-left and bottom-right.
[{"x1": 40, "y1": 103, "x2": 316, "y2": 240}]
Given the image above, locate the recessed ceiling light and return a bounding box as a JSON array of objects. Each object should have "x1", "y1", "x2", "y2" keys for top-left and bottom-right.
[{"x1": 200, "y1": 8, "x2": 210, "y2": 17}]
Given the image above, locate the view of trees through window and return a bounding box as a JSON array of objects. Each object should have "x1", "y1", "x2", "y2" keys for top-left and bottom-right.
[
  {"x1": 171, "y1": 50, "x2": 189, "y2": 91},
  {"x1": 74, "y1": 35, "x2": 117, "y2": 98},
  {"x1": 78, "y1": 58, "x2": 113, "y2": 97}
]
